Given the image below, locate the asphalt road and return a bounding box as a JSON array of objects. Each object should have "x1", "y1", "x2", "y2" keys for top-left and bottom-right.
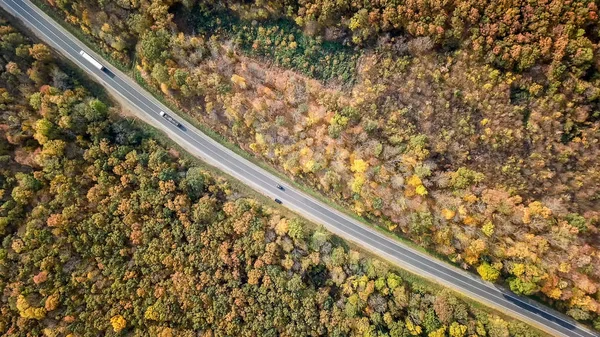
[{"x1": 2, "y1": 0, "x2": 599, "y2": 336}]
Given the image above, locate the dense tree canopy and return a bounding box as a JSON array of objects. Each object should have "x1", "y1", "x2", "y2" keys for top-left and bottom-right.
[
  {"x1": 0, "y1": 16, "x2": 543, "y2": 336},
  {"x1": 27, "y1": 0, "x2": 600, "y2": 330}
]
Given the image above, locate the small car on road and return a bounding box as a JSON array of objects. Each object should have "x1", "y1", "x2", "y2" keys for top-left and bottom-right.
[
  {"x1": 276, "y1": 184, "x2": 284, "y2": 190},
  {"x1": 274, "y1": 198, "x2": 282, "y2": 204}
]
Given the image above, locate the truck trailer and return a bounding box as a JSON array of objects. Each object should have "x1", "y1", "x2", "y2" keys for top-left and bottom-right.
[
  {"x1": 79, "y1": 50, "x2": 104, "y2": 70},
  {"x1": 159, "y1": 111, "x2": 182, "y2": 128}
]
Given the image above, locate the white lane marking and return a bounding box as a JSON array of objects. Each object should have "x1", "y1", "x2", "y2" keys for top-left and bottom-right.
[
  {"x1": 10, "y1": 1, "x2": 585, "y2": 334},
  {"x1": 13, "y1": 0, "x2": 160, "y2": 113},
  {"x1": 10, "y1": 0, "x2": 583, "y2": 329},
  {"x1": 8, "y1": 1, "x2": 597, "y2": 336}
]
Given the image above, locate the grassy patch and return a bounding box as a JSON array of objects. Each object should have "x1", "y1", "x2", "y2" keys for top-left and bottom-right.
[
  {"x1": 191, "y1": 5, "x2": 359, "y2": 84},
  {"x1": 232, "y1": 20, "x2": 358, "y2": 84}
]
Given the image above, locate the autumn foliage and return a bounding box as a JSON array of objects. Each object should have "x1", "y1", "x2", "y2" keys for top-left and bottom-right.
[
  {"x1": 31, "y1": 0, "x2": 600, "y2": 330},
  {"x1": 0, "y1": 16, "x2": 541, "y2": 336}
]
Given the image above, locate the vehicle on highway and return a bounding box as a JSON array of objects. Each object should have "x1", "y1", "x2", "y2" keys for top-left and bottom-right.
[
  {"x1": 274, "y1": 198, "x2": 282, "y2": 204},
  {"x1": 79, "y1": 50, "x2": 104, "y2": 70},
  {"x1": 276, "y1": 184, "x2": 284, "y2": 190},
  {"x1": 159, "y1": 111, "x2": 182, "y2": 128},
  {"x1": 11, "y1": 3, "x2": 595, "y2": 334}
]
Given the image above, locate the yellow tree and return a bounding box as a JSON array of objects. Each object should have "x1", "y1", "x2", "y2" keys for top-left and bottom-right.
[
  {"x1": 477, "y1": 262, "x2": 500, "y2": 282},
  {"x1": 110, "y1": 315, "x2": 126, "y2": 332}
]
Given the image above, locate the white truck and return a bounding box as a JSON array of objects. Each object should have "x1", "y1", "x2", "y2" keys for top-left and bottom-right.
[
  {"x1": 159, "y1": 111, "x2": 182, "y2": 128},
  {"x1": 79, "y1": 50, "x2": 104, "y2": 70}
]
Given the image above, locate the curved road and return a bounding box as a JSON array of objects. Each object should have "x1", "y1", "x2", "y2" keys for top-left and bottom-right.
[{"x1": 2, "y1": 0, "x2": 599, "y2": 336}]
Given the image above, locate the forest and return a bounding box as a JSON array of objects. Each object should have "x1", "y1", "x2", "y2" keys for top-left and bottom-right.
[
  {"x1": 30, "y1": 0, "x2": 600, "y2": 330},
  {"x1": 0, "y1": 14, "x2": 545, "y2": 336}
]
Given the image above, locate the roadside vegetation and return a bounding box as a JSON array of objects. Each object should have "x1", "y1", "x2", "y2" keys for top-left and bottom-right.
[
  {"x1": 29, "y1": 0, "x2": 600, "y2": 330},
  {"x1": 0, "y1": 16, "x2": 546, "y2": 336}
]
